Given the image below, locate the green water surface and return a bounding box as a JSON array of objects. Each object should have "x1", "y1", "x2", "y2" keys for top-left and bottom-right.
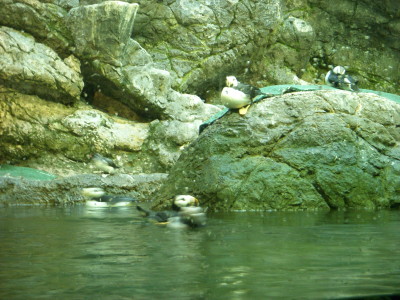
[{"x1": 0, "y1": 207, "x2": 399, "y2": 299}]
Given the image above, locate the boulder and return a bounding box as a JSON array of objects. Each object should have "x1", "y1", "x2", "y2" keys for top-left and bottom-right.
[
  {"x1": 154, "y1": 90, "x2": 400, "y2": 211},
  {"x1": 133, "y1": 0, "x2": 399, "y2": 96},
  {"x1": 134, "y1": 0, "x2": 284, "y2": 95},
  {"x1": 68, "y1": 1, "x2": 139, "y2": 65},
  {"x1": 0, "y1": 172, "x2": 168, "y2": 206},
  {"x1": 295, "y1": 0, "x2": 400, "y2": 93},
  {"x1": 66, "y1": 1, "x2": 220, "y2": 120},
  {"x1": 0, "y1": 26, "x2": 83, "y2": 104},
  {"x1": 0, "y1": 0, "x2": 71, "y2": 56},
  {"x1": 0, "y1": 86, "x2": 217, "y2": 175}
]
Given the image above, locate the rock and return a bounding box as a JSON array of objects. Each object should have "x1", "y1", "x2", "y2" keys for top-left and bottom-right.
[
  {"x1": 133, "y1": 0, "x2": 399, "y2": 96},
  {"x1": 0, "y1": 26, "x2": 83, "y2": 104},
  {"x1": 135, "y1": 0, "x2": 284, "y2": 95},
  {"x1": 140, "y1": 119, "x2": 204, "y2": 172},
  {"x1": 0, "y1": 87, "x2": 149, "y2": 171},
  {"x1": 251, "y1": 16, "x2": 316, "y2": 86},
  {"x1": 277, "y1": 17, "x2": 315, "y2": 74},
  {"x1": 0, "y1": 173, "x2": 168, "y2": 206},
  {"x1": 154, "y1": 90, "x2": 400, "y2": 211},
  {"x1": 299, "y1": 1, "x2": 400, "y2": 93},
  {"x1": 66, "y1": 2, "x2": 220, "y2": 120},
  {"x1": 67, "y1": 1, "x2": 139, "y2": 65},
  {"x1": 61, "y1": 109, "x2": 150, "y2": 152},
  {"x1": 0, "y1": 86, "x2": 216, "y2": 175},
  {"x1": 0, "y1": 0, "x2": 71, "y2": 56},
  {"x1": 67, "y1": 1, "x2": 166, "y2": 118}
]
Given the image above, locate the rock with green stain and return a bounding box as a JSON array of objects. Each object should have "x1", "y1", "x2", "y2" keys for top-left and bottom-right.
[{"x1": 154, "y1": 90, "x2": 400, "y2": 211}]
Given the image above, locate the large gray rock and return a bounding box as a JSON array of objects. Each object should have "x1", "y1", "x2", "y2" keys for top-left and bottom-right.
[
  {"x1": 0, "y1": 173, "x2": 168, "y2": 206},
  {"x1": 154, "y1": 90, "x2": 400, "y2": 211},
  {"x1": 66, "y1": 1, "x2": 220, "y2": 120},
  {"x1": 133, "y1": 0, "x2": 399, "y2": 96},
  {"x1": 0, "y1": 86, "x2": 215, "y2": 175},
  {"x1": 0, "y1": 26, "x2": 83, "y2": 104},
  {"x1": 286, "y1": 0, "x2": 400, "y2": 93},
  {"x1": 68, "y1": 1, "x2": 139, "y2": 65},
  {"x1": 0, "y1": 0, "x2": 71, "y2": 56},
  {"x1": 135, "y1": 0, "x2": 284, "y2": 95}
]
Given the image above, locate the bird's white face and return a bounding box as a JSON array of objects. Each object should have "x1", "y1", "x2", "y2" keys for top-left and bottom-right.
[
  {"x1": 226, "y1": 76, "x2": 238, "y2": 87},
  {"x1": 333, "y1": 66, "x2": 346, "y2": 75},
  {"x1": 174, "y1": 195, "x2": 199, "y2": 207}
]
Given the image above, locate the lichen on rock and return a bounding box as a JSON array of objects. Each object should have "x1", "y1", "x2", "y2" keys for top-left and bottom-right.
[{"x1": 154, "y1": 90, "x2": 400, "y2": 211}]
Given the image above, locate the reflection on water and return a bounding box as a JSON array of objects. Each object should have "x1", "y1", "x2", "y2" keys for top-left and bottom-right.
[{"x1": 0, "y1": 206, "x2": 399, "y2": 299}]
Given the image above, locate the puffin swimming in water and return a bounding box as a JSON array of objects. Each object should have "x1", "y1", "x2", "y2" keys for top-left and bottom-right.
[
  {"x1": 221, "y1": 76, "x2": 272, "y2": 115},
  {"x1": 325, "y1": 66, "x2": 359, "y2": 92},
  {"x1": 136, "y1": 195, "x2": 207, "y2": 228},
  {"x1": 91, "y1": 153, "x2": 120, "y2": 174},
  {"x1": 81, "y1": 187, "x2": 138, "y2": 207}
]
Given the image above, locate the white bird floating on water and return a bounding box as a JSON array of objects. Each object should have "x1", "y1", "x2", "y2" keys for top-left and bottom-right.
[
  {"x1": 136, "y1": 195, "x2": 207, "y2": 228},
  {"x1": 81, "y1": 187, "x2": 138, "y2": 207}
]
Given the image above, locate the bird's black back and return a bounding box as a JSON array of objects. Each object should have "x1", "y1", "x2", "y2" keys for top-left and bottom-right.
[{"x1": 236, "y1": 82, "x2": 263, "y2": 99}]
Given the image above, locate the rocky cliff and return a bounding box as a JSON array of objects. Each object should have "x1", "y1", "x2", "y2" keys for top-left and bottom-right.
[{"x1": 0, "y1": 0, "x2": 399, "y2": 208}]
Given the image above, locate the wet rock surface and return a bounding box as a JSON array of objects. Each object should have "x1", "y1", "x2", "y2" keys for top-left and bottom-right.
[
  {"x1": 155, "y1": 90, "x2": 400, "y2": 211},
  {"x1": 0, "y1": 0, "x2": 399, "y2": 208},
  {"x1": 0, "y1": 172, "x2": 167, "y2": 206},
  {"x1": 0, "y1": 27, "x2": 83, "y2": 104}
]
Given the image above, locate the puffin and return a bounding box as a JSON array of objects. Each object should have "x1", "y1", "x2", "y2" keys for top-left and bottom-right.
[
  {"x1": 225, "y1": 76, "x2": 264, "y2": 99},
  {"x1": 81, "y1": 187, "x2": 138, "y2": 207},
  {"x1": 325, "y1": 66, "x2": 359, "y2": 92},
  {"x1": 136, "y1": 195, "x2": 206, "y2": 228},
  {"x1": 222, "y1": 76, "x2": 272, "y2": 115},
  {"x1": 91, "y1": 153, "x2": 120, "y2": 174}
]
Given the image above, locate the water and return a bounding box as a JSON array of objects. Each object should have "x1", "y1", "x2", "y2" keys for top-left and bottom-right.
[{"x1": 0, "y1": 206, "x2": 399, "y2": 299}]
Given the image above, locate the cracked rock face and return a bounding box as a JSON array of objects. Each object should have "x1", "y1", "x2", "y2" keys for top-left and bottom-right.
[
  {"x1": 155, "y1": 90, "x2": 400, "y2": 211},
  {"x1": 0, "y1": 26, "x2": 83, "y2": 104},
  {"x1": 134, "y1": 0, "x2": 399, "y2": 96},
  {"x1": 134, "y1": 0, "x2": 283, "y2": 95}
]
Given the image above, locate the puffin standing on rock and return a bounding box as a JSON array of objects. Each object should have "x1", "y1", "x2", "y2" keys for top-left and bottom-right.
[
  {"x1": 91, "y1": 153, "x2": 120, "y2": 174},
  {"x1": 325, "y1": 66, "x2": 359, "y2": 92},
  {"x1": 221, "y1": 76, "x2": 272, "y2": 115},
  {"x1": 81, "y1": 187, "x2": 138, "y2": 207},
  {"x1": 136, "y1": 195, "x2": 207, "y2": 228}
]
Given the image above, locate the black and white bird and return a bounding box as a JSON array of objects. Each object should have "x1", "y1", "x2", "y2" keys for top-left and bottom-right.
[
  {"x1": 91, "y1": 153, "x2": 120, "y2": 174},
  {"x1": 136, "y1": 195, "x2": 206, "y2": 228},
  {"x1": 81, "y1": 187, "x2": 138, "y2": 207},
  {"x1": 325, "y1": 66, "x2": 359, "y2": 92},
  {"x1": 221, "y1": 76, "x2": 272, "y2": 114},
  {"x1": 225, "y1": 76, "x2": 264, "y2": 99}
]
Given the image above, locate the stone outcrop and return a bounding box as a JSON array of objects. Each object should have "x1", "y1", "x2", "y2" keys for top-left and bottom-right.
[
  {"x1": 134, "y1": 0, "x2": 284, "y2": 96},
  {"x1": 0, "y1": 27, "x2": 83, "y2": 104},
  {"x1": 133, "y1": 0, "x2": 399, "y2": 97},
  {"x1": 0, "y1": 0, "x2": 72, "y2": 56},
  {"x1": 0, "y1": 86, "x2": 208, "y2": 175},
  {"x1": 0, "y1": 0, "x2": 399, "y2": 208},
  {"x1": 154, "y1": 90, "x2": 400, "y2": 211},
  {"x1": 292, "y1": 0, "x2": 400, "y2": 94},
  {"x1": 0, "y1": 1, "x2": 220, "y2": 180},
  {"x1": 0, "y1": 173, "x2": 167, "y2": 206},
  {"x1": 66, "y1": 1, "x2": 219, "y2": 120}
]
